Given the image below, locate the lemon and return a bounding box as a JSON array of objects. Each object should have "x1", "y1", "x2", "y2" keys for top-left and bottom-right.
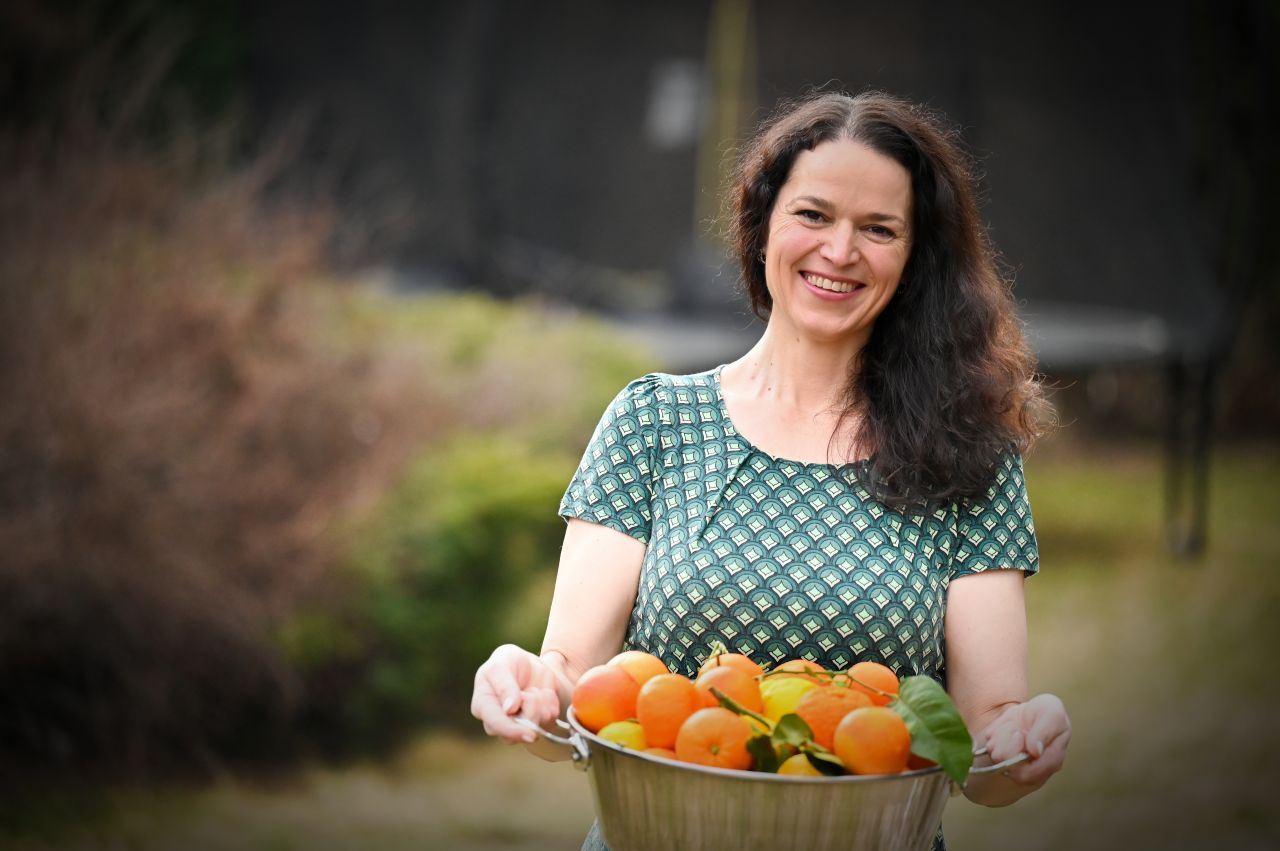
[
  {"x1": 760, "y1": 677, "x2": 818, "y2": 722},
  {"x1": 597, "y1": 720, "x2": 647, "y2": 749},
  {"x1": 777, "y1": 753, "x2": 825, "y2": 776}
]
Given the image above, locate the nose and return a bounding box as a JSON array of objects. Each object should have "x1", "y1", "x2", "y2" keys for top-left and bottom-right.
[{"x1": 820, "y1": 223, "x2": 860, "y2": 267}]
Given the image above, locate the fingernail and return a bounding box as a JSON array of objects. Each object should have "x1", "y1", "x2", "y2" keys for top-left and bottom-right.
[
  {"x1": 502, "y1": 696, "x2": 515, "y2": 713},
  {"x1": 1035, "y1": 740, "x2": 1045, "y2": 756},
  {"x1": 523, "y1": 732, "x2": 536, "y2": 744}
]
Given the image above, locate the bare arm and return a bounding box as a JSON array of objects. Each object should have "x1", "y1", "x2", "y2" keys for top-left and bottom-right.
[
  {"x1": 945, "y1": 569, "x2": 1071, "y2": 806},
  {"x1": 541, "y1": 518, "x2": 646, "y2": 682},
  {"x1": 471, "y1": 518, "x2": 646, "y2": 760}
]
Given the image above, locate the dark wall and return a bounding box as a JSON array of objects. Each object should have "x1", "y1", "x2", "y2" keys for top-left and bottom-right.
[
  {"x1": 245, "y1": 0, "x2": 1275, "y2": 339},
  {"x1": 246, "y1": 0, "x2": 710, "y2": 299}
]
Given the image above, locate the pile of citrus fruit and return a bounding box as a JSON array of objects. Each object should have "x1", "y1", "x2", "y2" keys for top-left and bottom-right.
[{"x1": 570, "y1": 646, "x2": 963, "y2": 778}]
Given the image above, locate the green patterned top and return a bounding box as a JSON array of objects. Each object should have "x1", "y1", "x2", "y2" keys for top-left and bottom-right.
[{"x1": 559, "y1": 367, "x2": 1038, "y2": 683}]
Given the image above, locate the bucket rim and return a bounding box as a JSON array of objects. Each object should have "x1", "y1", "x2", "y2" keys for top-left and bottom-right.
[{"x1": 567, "y1": 708, "x2": 946, "y2": 785}]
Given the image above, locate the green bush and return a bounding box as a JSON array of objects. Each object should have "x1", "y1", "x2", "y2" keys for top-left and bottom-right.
[
  {"x1": 273, "y1": 287, "x2": 655, "y2": 750},
  {"x1": 279, "y1": 435, "x2": 578, "y2": 750}
]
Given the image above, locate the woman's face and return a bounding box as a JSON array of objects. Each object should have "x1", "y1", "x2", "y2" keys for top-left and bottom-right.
[{"x1": 762, "y1": 139, "x2": 913, "y2": 348}]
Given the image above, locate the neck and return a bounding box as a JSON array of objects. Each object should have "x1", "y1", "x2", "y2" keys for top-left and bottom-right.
[{"x1": 732, "y1": 321, "x2": 863, "y2": 415}]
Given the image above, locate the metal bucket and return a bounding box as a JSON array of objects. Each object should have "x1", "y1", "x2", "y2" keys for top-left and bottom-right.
[{"x1": 524, "y1": 710, "x2": 1017, "y2": 851}]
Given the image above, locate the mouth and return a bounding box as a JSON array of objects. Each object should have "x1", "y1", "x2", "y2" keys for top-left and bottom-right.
[{"x1": 802, "y1": 272, "x2": 865, "y2": 294}]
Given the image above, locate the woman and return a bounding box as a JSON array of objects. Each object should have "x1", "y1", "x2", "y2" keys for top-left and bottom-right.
[{"x1": 471, "y1": 91, "x2": 1071, "y2": 842}]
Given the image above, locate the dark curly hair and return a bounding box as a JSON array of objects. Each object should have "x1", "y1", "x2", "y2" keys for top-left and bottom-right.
[{"x1": 728, "y1": 91, "x2": 1051, "y2": 506}]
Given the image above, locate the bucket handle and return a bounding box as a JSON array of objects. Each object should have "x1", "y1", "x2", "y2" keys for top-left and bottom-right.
[
  {"x1": 967, "y1": 747, "x2": 1029, "y2": 776},
  {"x1": 514, "y1": 717, "x2": 592, "y2": 770},
  {"x1": 950, "y1": 747, "x2": 1030, "y2": 796}
]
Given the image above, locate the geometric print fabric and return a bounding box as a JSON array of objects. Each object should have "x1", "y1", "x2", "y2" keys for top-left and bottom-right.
[{"x1": 559, "y1": 368, "x2": 1039, "y2": 684}]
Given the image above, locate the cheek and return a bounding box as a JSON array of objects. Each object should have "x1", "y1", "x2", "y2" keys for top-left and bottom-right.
[{"x1": 873, "y1": 245, "x2": 911, "y2": 284}]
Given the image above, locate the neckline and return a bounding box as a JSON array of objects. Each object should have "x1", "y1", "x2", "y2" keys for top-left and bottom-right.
[{"x1": 710, "y1": 364, "x2": 871, "y2": 473}]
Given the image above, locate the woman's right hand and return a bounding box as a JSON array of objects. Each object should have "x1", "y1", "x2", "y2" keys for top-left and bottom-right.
[
  {"x1": 471, "y1": 644, "x2": 564, "y2": 744},
  {"x1": 472, "y1": 518, "x2": 647, "y2": 749}
]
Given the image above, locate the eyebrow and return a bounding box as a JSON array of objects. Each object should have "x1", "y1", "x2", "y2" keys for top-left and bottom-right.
[{"x1": 788, "y1": 195, "x2": 908, "y2": 226}]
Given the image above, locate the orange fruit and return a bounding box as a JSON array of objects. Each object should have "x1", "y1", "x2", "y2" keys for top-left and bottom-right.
[
  {"x1": 769, "y1": 658, "x2": 825, "y2": 683},
  {"x1": 674, "y1": 707, "x2": 754, "y2": 770},
  {"x1": 906, "y1": 752, "x2": 937, "y2": 771},
  {"x1": 698, "y1": 651, "x2": 765, "y2": 680},
  {"x1": 794, "y1": 686, "x2": 873, "y2": 750},
  {"x1": 777, "y1": 753, "x2": 826, "y2": 776},
  {"x1": 833, "y1": 706, "x2": 911, "y2": 775},
  {"x1": 695, "y1": 665, "x2": 764, "y2": 713},
  {"x1": 571, "y1": 664, "x2": 640, "y2": 733},
  {"x1": 636, "y1": 673, "x2": 702, "y2": 749},
  {"x1": 608, "y1": 650, "x2": 670, "y2": 686},
  {"x1": 644, "y1": 746, "x2": 678, "y2": 760},
  {"x1": 845, "y1": 661, "x2": 899, "y2": 706}
]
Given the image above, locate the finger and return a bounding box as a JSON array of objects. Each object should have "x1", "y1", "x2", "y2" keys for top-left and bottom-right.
[
  {"x1": 478, "y1": 693, "x2": 542, "y2": 744},
  {"x1": 470, "y1": 675, "x2": 519, "y2": 730},
  {"x1": 988, "y1": 725, "x2": 1025, "y2": 762},
  {"x1": 483, "y1": 660, "x2": 528, "y2": 718},
  {"x1": 470, "y1": 669, "x2": 504, "y2": 721},
  {"x1": 974, "y1": 715, "x2": 1014, "y2": 759},
  {"x1": 1009, "y1": 734, "x2": 1068, "y2": 786},
  {"x1": 471, "y1": 655, "x2": 537, "y2": 743},
  {"x1": 484, "y1": 714, "x2": 537, "y2": 744},
  {"x1": 1024, "y1": 713, "x2": 1070, "y2": 760},
  {"x1": 520, "y1": 686, "x2": 561, "y2": 727}
]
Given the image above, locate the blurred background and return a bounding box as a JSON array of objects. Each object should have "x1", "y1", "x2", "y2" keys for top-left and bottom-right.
[{"x1": 1, "y1": 0, "x2": 1277, "y2": 849}]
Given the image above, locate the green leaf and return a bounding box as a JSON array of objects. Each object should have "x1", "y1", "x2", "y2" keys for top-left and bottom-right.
[
  {"x1": 747, "y1": 733, "x2": 779, "y2": 773},
  {"x1": 800, "y1": 744, "x2": 846, "y2": 776},
  {"x1": 772, "y1": 713, "x2": 814, "y2": 749},
  {"x1": 889, "y1": 676, "x2": 973, "y2": 785}
]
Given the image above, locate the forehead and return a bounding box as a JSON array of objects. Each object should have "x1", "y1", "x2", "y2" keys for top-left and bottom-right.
[{"x1": 781, "y1": 140, "x2": 912, "y2": 214}]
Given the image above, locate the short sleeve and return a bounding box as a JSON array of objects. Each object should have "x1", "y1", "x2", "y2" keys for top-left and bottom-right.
[
  {"x1": 950, "y1": 452, "x2": 1039, "y2": 580},
  {"x1": 558, "y1": 376, "x2": 660, "y2": 543}
]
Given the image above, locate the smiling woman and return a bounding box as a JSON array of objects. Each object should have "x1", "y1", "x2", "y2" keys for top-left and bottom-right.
[
  {"x1": 727, "y1": 93, "x2": 1051, "y2": 502},
  {"x1": 758, "y1": 140, "x2": 913, "y2": 365},
  {"x1": 471, "y1": 92, "x2": 1071, "y2": 851}
]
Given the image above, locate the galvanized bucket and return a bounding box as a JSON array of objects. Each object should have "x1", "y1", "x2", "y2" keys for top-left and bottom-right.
[{"x1": 521, "y1": 709, "x2": 1021, "y2": 851}]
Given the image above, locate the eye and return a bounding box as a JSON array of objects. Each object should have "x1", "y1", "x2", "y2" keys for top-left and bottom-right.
[
  {"x1": 796, "y1": 209, "x2": 827, "y2": 223},
  {"x1": 864, "y1": 224, "x2": 897, "y2": 241}
]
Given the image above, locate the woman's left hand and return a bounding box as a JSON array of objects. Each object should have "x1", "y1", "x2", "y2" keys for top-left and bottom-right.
[{"x1": 975, "y1": 693, "x2": 1071, "y2": 789}]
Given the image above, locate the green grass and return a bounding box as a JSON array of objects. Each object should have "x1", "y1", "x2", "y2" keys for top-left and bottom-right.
[
  {"x1": 4, "y1": 442, "x2": 1278, "y2": 850},
  {"x1": 943, "y1": 443, "x2": 1280, "y2": 850}
]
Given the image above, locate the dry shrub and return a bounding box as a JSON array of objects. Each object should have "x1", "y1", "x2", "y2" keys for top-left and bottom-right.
[
  {"x1": 0, "y1": 130, "x2": 443, "y2": 774},
  {"x1": 0, "y1": 4, "x2": 655, "y2": 779}
]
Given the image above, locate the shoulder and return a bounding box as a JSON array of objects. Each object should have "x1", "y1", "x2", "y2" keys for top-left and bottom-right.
[
  {"x1": 954, "y1": 448, "x2": 1029, "y2": 508},
  {"x1": 986, "y1": 449, "x2": 1030, "y2": 498},
  {"x1": 611, "y1": 369, "x2": 720, "y2": 422},
  {"x1": 619, "y1": 369, "x2": 717, "y2": 397}
]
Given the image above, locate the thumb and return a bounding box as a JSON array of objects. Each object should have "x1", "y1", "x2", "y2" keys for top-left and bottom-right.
[{"x1": 485, "y1": 661, "x2": 526, "y2": 717}]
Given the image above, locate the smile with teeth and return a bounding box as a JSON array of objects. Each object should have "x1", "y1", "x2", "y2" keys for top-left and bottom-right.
[{"x1": 803, "y1": 272, "x2": 863, "y2": 293}]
